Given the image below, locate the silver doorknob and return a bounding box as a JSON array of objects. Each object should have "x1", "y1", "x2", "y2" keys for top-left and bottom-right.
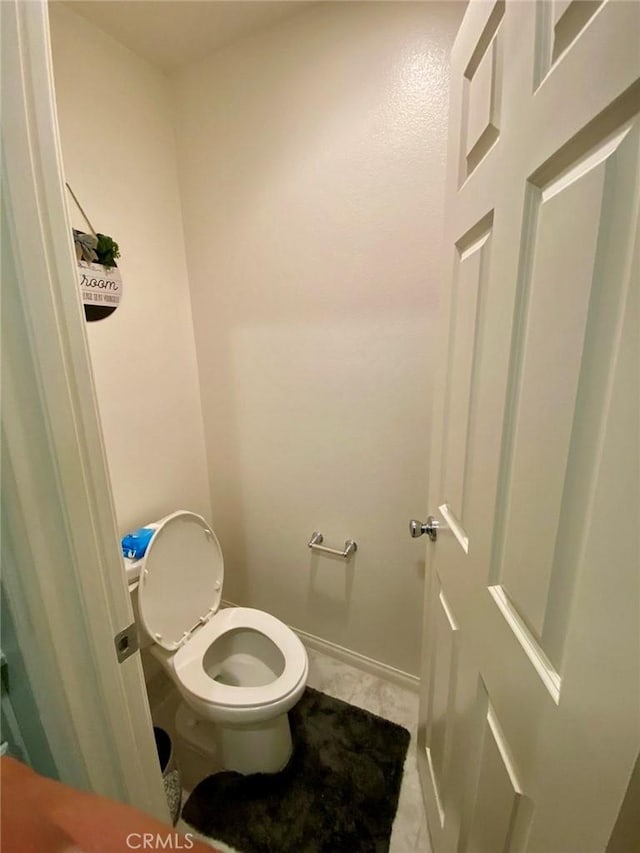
[{"x1": 409, "y1": 517, "x2": 439, "y2": 542}]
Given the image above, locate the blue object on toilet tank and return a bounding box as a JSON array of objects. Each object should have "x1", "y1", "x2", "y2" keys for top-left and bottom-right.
[{"x1": 121, "y1": 527, "x2": 155, "y2": 560}]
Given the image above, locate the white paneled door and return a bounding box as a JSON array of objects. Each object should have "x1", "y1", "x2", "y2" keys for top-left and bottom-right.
[{"x1": 417, "y1": 2, "x2": 639, "y2": 852}]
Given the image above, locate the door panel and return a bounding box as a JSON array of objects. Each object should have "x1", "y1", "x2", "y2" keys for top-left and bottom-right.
[
  {"x1": 495, "y1": 121, "x2": 640, "y2": 665},
  {"x1": 441, "y1": 214, "x2": 493, "y2": 525},
  {"x1": 417, "y1": 2, "x2": 640, "y2": 851},
  {"x1": 424, "y1": 577, "x2": 461, "y2": 827},
  {"x1": 464, "y1": 704, "x2": 527, "y2": 853},
  {"x1": 460, "y1": 0, "x2": 504, "y2": 183}
]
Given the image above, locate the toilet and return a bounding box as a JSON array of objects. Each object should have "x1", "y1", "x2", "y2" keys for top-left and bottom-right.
[{"x1": 130, "y1": 510, "x2": 308, "y2": 775}]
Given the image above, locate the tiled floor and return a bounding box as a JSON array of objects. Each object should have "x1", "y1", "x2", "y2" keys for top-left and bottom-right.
[{"x1": 173, "y1": 647, "x2": 430, "y2": 852}]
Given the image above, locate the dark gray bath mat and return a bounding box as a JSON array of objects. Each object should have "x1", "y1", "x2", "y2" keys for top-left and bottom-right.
[{"x1": 182, "y1": 686, "x2": 410, "y2": 852}]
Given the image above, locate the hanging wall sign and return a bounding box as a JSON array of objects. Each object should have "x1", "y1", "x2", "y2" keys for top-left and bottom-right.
[
  {"x1": 77, "y1": 260, "x2": 122, "y2": 309},
  {"x1": 67, "y1": 183, "x2": 123, "y2": 322},
  {"x1": 73, "y1": 231, "x2": 123, "y2": 322}
]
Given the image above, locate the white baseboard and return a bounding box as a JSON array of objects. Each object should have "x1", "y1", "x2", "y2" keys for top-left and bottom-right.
[
  {"x1": 222, "y1": 600, "x2": 420, "y2": 694},
  {"x1": 295, "y1": 627, "x2": 420, "y2": 694}
]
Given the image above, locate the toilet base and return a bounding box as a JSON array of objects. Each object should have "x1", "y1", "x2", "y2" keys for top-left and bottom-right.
[
  {"x1": 217, "y1": 712, "x2": 293, "y2": 775},
  {"x1": 176, "y1": 700, "x2": 293, "y2": 776},
  {"x1": 176, "y1": 703, "x2": 221, "y2": 760}
]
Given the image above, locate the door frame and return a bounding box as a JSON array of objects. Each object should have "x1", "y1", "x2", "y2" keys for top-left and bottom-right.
[{"x1": 1, "y1": 0, "x2": 168, "y2": 821}]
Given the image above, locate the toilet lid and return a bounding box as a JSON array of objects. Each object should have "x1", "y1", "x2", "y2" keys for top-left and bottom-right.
[{"x1": 137, "y1": 511, "x2": 224, "y2": 651}]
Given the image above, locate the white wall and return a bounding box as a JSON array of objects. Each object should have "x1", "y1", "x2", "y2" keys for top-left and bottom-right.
[
  {"x1": 49, "y1": 4, "x2": 211, "y2": 534},
  {"x1": 172, "y1": 2, "x2": 461, "y2": 675}
]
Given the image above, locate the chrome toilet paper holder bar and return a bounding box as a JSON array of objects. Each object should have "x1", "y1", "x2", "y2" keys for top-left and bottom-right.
[{"x1": 308, "y1": 531, "x2": 357, "y2": 560}]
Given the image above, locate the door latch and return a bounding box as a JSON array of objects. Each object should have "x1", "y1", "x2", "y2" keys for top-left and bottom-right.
[{"x1": 114, "y1": 623, "x2": 138, "y2": 663}]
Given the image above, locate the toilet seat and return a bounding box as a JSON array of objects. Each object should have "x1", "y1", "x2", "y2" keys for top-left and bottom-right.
[
  {"x1": 174, "y1": 607, "x2": 307, "y2": 710},
  {"x1": 137, "y1": 510, "x2": 224, "y2": 651}
]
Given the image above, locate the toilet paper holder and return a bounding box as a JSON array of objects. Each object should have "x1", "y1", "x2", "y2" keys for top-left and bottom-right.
[{"x1": 308, "y1": 531, "x2": 357, "y2": 560}]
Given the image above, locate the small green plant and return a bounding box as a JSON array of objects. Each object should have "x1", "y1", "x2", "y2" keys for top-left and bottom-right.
[{"x1": 95, "y1": 233, "x2": 120, "y2": 268}]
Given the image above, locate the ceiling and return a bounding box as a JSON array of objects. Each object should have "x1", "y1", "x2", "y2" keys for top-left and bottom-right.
[{"x1": 63, "y1": 1, "x2": 314, "y2": 73}]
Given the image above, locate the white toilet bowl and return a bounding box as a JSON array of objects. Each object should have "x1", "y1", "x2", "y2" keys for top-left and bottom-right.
[{"x1": 133, "y1": 510, "x2": 308, "y2": 775}]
